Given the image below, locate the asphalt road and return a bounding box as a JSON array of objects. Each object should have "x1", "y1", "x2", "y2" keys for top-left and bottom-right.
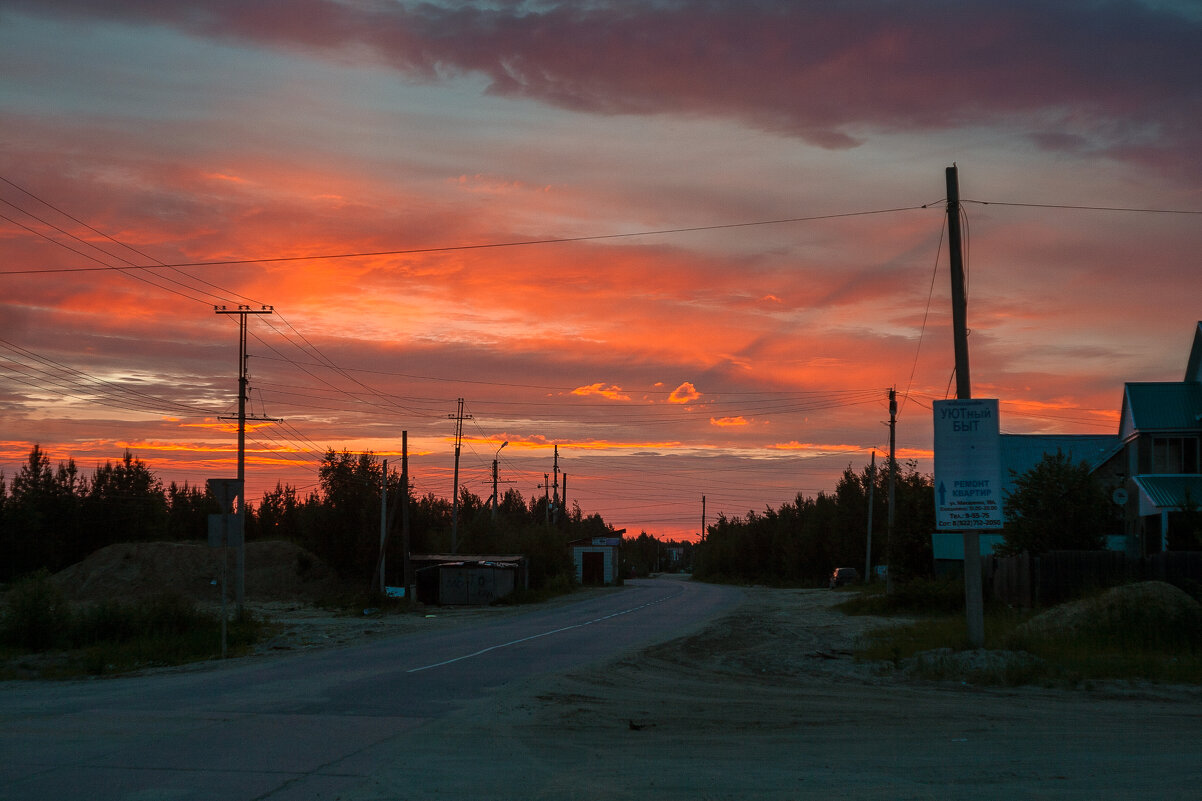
[{"x1": 0, "y1": 577, "x2": 743, "y2": 801}]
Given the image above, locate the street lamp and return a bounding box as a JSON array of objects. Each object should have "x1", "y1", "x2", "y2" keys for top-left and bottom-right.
[{"x1": 492, "y1": 441, "x2": 508, "y2": 520}]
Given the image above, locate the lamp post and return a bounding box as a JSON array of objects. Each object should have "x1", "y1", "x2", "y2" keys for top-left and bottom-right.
[{"x1": 492, "y1": 441, "x2": 508, "y2": 520}]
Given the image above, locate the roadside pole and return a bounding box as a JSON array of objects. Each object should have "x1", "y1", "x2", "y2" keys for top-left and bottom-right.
[
  {"x1": 865, "y1": 451, "x2": 875, "y2": 583},
  {"x1": 945, "y1": 164, "x2": 986, "y2": 648}
]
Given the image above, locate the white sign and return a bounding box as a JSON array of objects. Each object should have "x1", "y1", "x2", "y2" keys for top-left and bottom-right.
[{"x1": 933, "y1": 399, "x2": 1003, "y2": 530}]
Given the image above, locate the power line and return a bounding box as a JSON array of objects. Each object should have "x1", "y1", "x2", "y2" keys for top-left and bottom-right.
[
  {"x1": 963, "y1": 199, "x2": 1202, "y2": 214},
  {"x1": 0, "y1": 204, "x2": 935, "y2": 275}
]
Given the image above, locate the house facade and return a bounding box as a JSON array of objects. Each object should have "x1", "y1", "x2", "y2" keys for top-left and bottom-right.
[
  {"x1": 1097, "y1": 322, "x2": 1202, "y2": 555},
  {"x1": 935, "y1": 321, "x2": 1202, "y2": 566}
]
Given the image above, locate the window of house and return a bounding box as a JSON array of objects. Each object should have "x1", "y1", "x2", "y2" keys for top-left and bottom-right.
[{"x1": 1152, "y1": 437, "x2": 1200, "y2": 473}]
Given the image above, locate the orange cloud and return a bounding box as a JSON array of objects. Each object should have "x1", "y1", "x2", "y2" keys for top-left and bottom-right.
[
  {"x1": 571, "y1": 383, "x2": 631, "y2": 401},
  {"x1": 462, "y1": 435, "x2": 682, "y2": 451},
  {"x1": 768, "y1": 441, "x2": 867, "y2": 454},
  {"x1": 710, "y1": 416, "x2": 749, "y2": 427},
  {"x1": 668, "y1": 382, "x2": 700, "y2": 404}
]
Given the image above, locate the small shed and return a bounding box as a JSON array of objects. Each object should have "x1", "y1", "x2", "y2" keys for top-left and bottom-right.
[
  {"x1": 570, "y1": 536, "x2": 622, "y2": 585},
  {"x1": 410, "y1": 554, "x2": 529, "y2": 605}
]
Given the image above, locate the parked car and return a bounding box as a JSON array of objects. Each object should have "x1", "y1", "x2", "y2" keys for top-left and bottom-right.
[{"x1": 829, "y1": 567, "x2": 860, "y2": 588}]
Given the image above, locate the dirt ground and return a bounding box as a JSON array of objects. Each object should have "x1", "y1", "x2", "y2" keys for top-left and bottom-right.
[
  {"x1": 23, "y1": 555, "x2": 1202, "y2": 797},
  {"x1": 335, "y1": 583, "x2": 1202, "y2": 801}
]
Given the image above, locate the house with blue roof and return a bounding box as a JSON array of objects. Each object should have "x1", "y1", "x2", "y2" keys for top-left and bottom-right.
[
  {"x1": 934, "y1": 322, "x2": 1201, "y2": 567},
  {"x1": 1098, "y1": 322, "x2": 1202, "y2": 555}
]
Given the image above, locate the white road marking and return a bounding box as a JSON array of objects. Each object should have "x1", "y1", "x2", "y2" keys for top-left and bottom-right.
[{"x1": 405, "y1": 586, "x2": 683, "y2": 673}]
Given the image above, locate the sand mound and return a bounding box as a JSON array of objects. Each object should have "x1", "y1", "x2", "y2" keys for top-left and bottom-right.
[
  {"x1": 1015, "y1": 580, "x2": 1202, "y2": 647},
  {"x1": 51, "y1": 540, "x2": 343, "y2": 603}
]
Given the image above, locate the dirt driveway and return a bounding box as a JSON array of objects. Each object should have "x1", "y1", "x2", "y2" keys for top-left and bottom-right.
[{"x1": 332, "y1": 583, "x2": 1202, "y2": 801}]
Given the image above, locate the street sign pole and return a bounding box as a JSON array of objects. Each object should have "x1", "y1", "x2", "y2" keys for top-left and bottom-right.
[{"x1": 933, "y1": 399, "x2": 1002, "y2": 648}]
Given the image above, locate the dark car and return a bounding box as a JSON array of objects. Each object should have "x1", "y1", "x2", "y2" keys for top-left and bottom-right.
[{"x1": 829, "y1": 567, "x2": 859, "y2": 588}]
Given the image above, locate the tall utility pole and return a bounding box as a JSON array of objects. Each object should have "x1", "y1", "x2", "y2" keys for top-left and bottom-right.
[
  {"x1": 378, "y1": 459, "x2": 388, "y2": 594},
  {"x1": 492, "y1": 441, "x2": 508, "y2": 520},
  {"x1": 560, "y1": 473, "x2": 568, "y2": 525},
  {"x1": 448, "y1": 398, "x2": 471, "y2": 553},
  {"x1": 214, "y1": 304, "x2": 273, "y2": 613},
  {"x1": 886, "y1": 388, "x2": 898, "y2": 593},
  {"x1": 865, "y1": 451, "x2": 876, "y2": 583},
  {"x1": 947, "y1": 164, "x2": 985, "y2": 647},
  {"x1": 552, "y1": 445, "x2": 560, "y2": 526},
  {"x1": 701, "y1": 495, "x2": 707, "y2": 541},
  {"x1": 401, "y1": 431, "x2": 412, "y2": 607}
]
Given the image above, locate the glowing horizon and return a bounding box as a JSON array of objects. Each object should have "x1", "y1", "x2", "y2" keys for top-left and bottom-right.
[{"x1": 2, "y1": 1, "x2": 1200, "y2": 540}]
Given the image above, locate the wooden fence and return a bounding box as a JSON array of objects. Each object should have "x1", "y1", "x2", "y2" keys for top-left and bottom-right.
[{"x1": 989, "y1": 550, "x2": 1202, "y2": 608}]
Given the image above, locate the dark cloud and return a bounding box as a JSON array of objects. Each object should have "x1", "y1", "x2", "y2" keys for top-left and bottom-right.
[{"x1": 8, "y1": 0, "x2": 1200, "y2": 170}]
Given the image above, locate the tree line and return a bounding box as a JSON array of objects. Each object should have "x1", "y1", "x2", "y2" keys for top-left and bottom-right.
[
  {"x1": 692, "y1": 460, "x2": 936, "y2": 585},
  {"x1": 0, "y1": 445, "x2": 620, "y2": 590}
]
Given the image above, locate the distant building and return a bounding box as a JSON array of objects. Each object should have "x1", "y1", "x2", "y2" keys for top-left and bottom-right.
[{"x1": 569, "y1": 536, "x2": 622, "y2": 585}]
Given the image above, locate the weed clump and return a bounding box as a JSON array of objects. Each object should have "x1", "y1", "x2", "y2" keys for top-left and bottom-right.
[
  {"x1": 1, "y1": 571, "x2": 71, "y2": 651},
  {"x1": 1, "y1": 574, "x2": 265, "y2": 677}
]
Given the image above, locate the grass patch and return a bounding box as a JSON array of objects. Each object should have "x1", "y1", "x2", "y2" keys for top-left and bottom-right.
[
  {"x1": 849, "y1": 581, "x2": 1202, "y2": 686},
  {"x1": 836, "y1": 577, "x2": 967, "y2": 616},
  {"x1": 0, "y1": 572, "x2": 266, "y2": 679}
]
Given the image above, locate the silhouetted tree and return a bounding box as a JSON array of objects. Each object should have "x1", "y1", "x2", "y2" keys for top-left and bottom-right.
[
  {"x1": 999, "y1": 451, "x2": 1115, "y2": 555},
  {"x1": 693, "y1": 458, "x2": 935, "y2": 586},
  {"x1": 165, "y1": 481, "x2": 213, "y2": 541},
  {"x1": 1, "y1": 446, "x2": 84, "y2": 577},
  {"x1": 84, "y1": 451, "x2": 168, "y2": 551}
]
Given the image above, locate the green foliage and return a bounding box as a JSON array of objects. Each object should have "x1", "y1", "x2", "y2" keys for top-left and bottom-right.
[
  {"x1": 1167, "y1": 491, "x2": 1202, "y2": 551},
  {"x1": 0, "y1": 446, "x2": 214, "y2": 580},
  {"x1": 1000, "y1": 450, "x2": 1117, "y2": 555},
  {"x1": 1, "y1": 571, "x2": 72, "y2": 651},
  {"x1": 0, "y1": 580, "x2": 266, "y2": 677},
  {"x1": 694, "y1": 459, "x2": 934, "y2": 585},
  {"x1": 854, "y1": 583, "x2": 1202, "y2": 686},
  {"x1": 85, "y1": 451, "x2": 168, "y2": 545},
  {"x1": 837, "y1": 577, "x2": 966, "y2": 616},
  {"x1": 0, "y1": 444, "x2": 618, "y2": 594}
]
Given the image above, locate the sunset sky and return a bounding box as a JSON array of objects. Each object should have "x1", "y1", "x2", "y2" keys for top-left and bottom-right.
[{"x1": 2, "y1": 0, "x2": 1200, "y2": 540}]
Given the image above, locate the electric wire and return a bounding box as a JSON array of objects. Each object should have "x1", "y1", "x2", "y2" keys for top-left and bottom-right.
[{"x1": 0, "y1": 203, "x2": 937, "y2": 275}]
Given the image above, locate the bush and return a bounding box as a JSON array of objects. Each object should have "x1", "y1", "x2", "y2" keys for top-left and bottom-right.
[
  {"x1": 1, "y1": 571, "x2": 71, "y2": 651},
  {"x1": 1, "y1": 578, "x2": 266, "y2": 676}
]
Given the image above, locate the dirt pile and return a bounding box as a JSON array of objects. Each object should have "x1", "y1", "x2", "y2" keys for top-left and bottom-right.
[
  {"x1": 1015, "y1": 580, "x2": 1202, "y2": 646},
  {"x1": 51, "y1": 540, "x2": 344, "y2": 604}
]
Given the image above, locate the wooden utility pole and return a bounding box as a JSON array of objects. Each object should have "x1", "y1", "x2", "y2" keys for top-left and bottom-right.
[
  {"x1": 865, "y1": 451, "x2": 876, "y2": 583},
  {"x1": 491, "y1": 440, "x2": 508, "y2": 521},
  {"x1": 448, "y1": 398, "x2": 471, "y2": 553},
  {"x1": 561, "y1": 473, "x2": 568, "y2": 526},
  {"x1": 401, "y1": 431, "x2": 412, "y2": 607},
  {"x1": 701, "y1": 495, "x2": 707, "y2": 541},
  {"x1": 947, "y1": 164, "x2": 985, "y2": 648},
  {"x1": 886, "y1": 388, "x2": 898, "y2": 593},
  {"x1": 552, "y1": 445, "x2": 561, "y2": 526},
  {"x1": 214, "y1": 304, "x2": 273, "y2": 614},
  {"x1": 378, "y1": 459, "x2": 388, "y2": 594}
]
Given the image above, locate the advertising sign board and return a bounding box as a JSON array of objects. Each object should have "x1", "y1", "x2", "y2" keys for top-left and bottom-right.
[{"x1": 933, "y1": 399, "x2": 1003, "y2": 530}]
